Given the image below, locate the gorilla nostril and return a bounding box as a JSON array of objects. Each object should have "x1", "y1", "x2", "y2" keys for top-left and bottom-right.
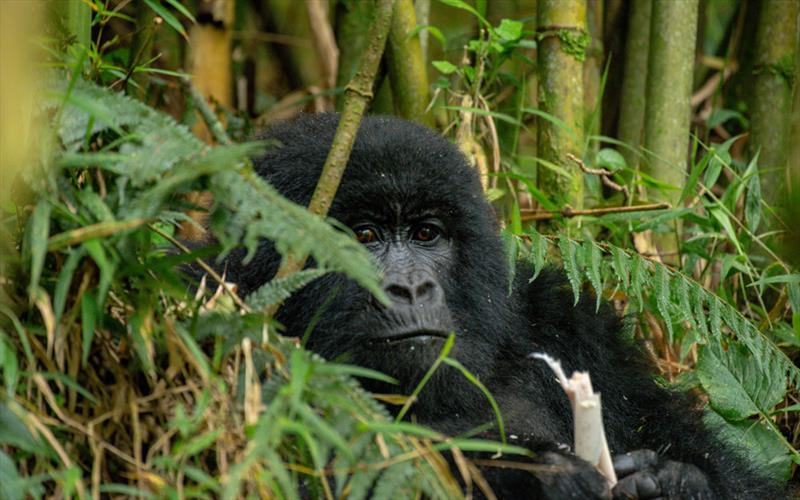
[
  {"x1": 415, "y1": 281, "x2": 437, "y2": 302},
  {"x1": 385, "y1": 284, "x2": 414, "y2": 305}
]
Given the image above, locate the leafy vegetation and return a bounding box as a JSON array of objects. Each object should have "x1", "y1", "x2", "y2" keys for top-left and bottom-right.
[{"x1": 1, "y1": 0, "x2": 798, "y2": 497}]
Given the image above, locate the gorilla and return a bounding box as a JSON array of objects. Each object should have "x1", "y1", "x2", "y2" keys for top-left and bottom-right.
[{"x1": 211, "y1": 114, "x2": 777, "y2": 499}]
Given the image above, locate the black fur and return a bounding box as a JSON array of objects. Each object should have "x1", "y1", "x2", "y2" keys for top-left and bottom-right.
[{"x1": 214, "y1": 114, "x2": 778, "y2": 499}]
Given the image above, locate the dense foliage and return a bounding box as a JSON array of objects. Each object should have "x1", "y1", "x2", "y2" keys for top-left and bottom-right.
[{"x1": 1, "y1": 0, "x2": 798, "y2": 498}]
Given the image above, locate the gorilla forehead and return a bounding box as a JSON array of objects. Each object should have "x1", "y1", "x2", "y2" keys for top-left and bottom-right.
[{"x1": 256, "y1": 114, "x2": 489, "y2": 229}]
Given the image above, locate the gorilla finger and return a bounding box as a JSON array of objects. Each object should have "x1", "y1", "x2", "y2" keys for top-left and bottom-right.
[
  {"x1": 612, "y1": 471, "x2": 662, "y2": 499},
  {"x1": 613, "y1": 449, "x2": 659, "y2": 477}
]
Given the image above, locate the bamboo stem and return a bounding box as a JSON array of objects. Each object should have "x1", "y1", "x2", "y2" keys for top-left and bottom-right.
[
  {"x1": 386, "y1": 0, "x2": 432, "y2": 125},
  {"x1": 266, "y1": 0, "x2": 397, "y2": 315}
]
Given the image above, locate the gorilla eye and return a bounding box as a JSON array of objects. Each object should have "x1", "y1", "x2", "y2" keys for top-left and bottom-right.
[
  {"x1": 412, "y1": 224, "x2": 441, "y2": 243},
  {"x1": 354, "y1": 226, "x2": 378, "y2": 244}
]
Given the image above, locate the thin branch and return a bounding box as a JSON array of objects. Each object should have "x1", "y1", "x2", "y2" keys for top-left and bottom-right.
[
  {"x1": 520, "y1": 202, "x2": 671, "y2": 222},
  {"x1": 183, "y1": 77, "x2": 231, "y2": 145},
  {"x1": 266, "y1": 0, "x2": 396, "y2": 316},
  {"x1": 567, "y1": 152, "x2": 630, "y2": 200},
  {"x1": 305, "y1": 0, "x2": 339, "y2": 96},
  {"x1": 147, "y1": 224, "x2": 251, "y2": 313}
]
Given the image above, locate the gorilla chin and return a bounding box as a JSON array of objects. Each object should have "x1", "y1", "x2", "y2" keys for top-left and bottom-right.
[{"x1": 202, "y1": 113, "x2": 780, "y2": 499}]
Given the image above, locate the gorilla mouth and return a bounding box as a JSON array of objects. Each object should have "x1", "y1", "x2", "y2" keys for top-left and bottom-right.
[{"x1": 373, "y1": 329, "x2": 450, "y2": 344}]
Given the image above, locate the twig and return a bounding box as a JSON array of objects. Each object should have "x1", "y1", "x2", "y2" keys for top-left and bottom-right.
[
  {"x1": 183, "y1": 77, "x2": 232, "y2": 145},
  {"x1": 305, "y1": 0, "x2": 339, "y2": 97},
  {"x1": 147, "y1": 224, "x2": 251, "y2": 313},
  {"x1": 567, "y1": 153, "x2": 630, "y2": 200},
  {"x1": 520, "y1": 202, "x2": 671, "y2": 222},
  {"x1": 266, "y1": 0, "x2": 396, "y2": 317},
  {"x1": 691, "y1": 65, "x2": 735, "y2": 108}
]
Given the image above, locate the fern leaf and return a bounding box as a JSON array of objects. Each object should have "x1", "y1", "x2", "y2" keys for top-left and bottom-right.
[
  {"x1": 709, "y1": 297, "x2": 722, "y2": 340},
  {"x1": 743, "y1": 152, "x2": 762, "y2": 233},
  {"x1": 558, "y1": 236, "x2": 582, "y2": 305},
  {"x1": 690, "y1": 280, "x2": 708, "y2": 338},
  {"x1": 629, "y1": 254, "x2": 646, "y2": 312},
  {"x1": 610, "y1": 246, "x2": 630, "y2": 290},
  {"x1": 211, "y1": 170, "x2": 383, "y2": 299},
  {"x1": 675, "y1": 276, "x2": 695, "y2": 329},
  {"x1": 246, "y1": 269, "x2": 329, "y2": 310},
  {"x1": 583, "y1": 240, "x2": 603, "y2": 312},
  {"x1": 528, "y1": 227, "x2": 548, "y2": 282},
  {"x1": 372, "y1": 463, "x2": 414, "y2": 500},
  {"x1": 52, "y1": 79, "x2": 205, "y2": 185},
  {"x1": 655, "y1": 264, "x2": 673, "y2": 342}
]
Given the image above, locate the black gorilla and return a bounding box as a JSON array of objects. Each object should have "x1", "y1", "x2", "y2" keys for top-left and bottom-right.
[{"x1": 216, "y1": 114, "x2": 777, "y2": 499}]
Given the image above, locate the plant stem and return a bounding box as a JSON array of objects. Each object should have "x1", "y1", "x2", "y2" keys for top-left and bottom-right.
[{"x1": 266, "y1": 0, "x2": 396, "y2": 316}]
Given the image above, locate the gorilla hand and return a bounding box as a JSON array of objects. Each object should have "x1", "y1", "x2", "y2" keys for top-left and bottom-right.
[
  {"x1": 612, "y1": 449, "x2": 713, "y2": 500},
  {"x1": 534, "y1": 450, "x2": 612, "y2": 500}
]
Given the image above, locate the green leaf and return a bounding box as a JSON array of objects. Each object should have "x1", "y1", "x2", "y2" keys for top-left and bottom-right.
[
  {"x1": 596, "y1": 148, "x2": 626, "y2": 173},
  {"x1": 704, "y1": 410, "x2": 791, "y2": 483},
  {"x1": 0, "y1": 450, "x2": 25, "y2": 500},
  {"x1": 630, "y1": 255, "x2": 647, "y2": 312},
  {"x1": 503, "y1": 229, "x2": 519, "y2": 295},
  {"x1": 437, "y1": 0, "x2": 491, "y2": 29},
  {"x1": 584, "y1": 240, "x2": 603, "y2": 312},
  {"x1": 710, "y1": 297, "x2": 722, "y2": 339},
  {"x1": 25, "y1": 200, "x2": 52, "y2": 292},
  {"x1": 495, "y1": 19, "x2": 523, "y2": 41},
  {"x1": 610, "y1": 246, "x2": 630, "y2": 290},
  {"x1": 789, "y1": 282, "x2": 800, "y2": 317},
  {"x1": 691, "y1": 283, "x2": 708, "y2": 338},
  {"x1": 697, "y1": 343, "x2": 786, "y2": 420},
  {"x1": 246, "y1": 269, "x2": 329, "y2": 310},
  {"x1": 408, "y1": 25, "x2": 445, "y2": 47},
  {"x1": 81, "y1": 292, "x2": 98, "y2": 365},
  {"x1": 744, "y1": 151, "x2": 762, "y2": 232},
  {"x1": 53, "y1": 247, "x2": 86, "y2": 322},
  {"x1": 163, "y1": 0, "x2": 196, "y2": 22},
  {"x1": 709, "y1": 207, "x2": 743, "y2": 254},
  {"x1": 707, "y1": 108, "x2": 748, "y2": 129},
  {"x1": 0, "y1": 404, "x2": 43, "y2": 453},
  {"x1": 558, "y1": 237, "x2": 582, "y2": 305},
  {"x1": 295, "y1": 403, "x2": 355, "y2": 462},
  {"x1": 431, "y1": 60, "x2": 458, "y2": 75},
  {"x1": 82, "y1": 239, "x2": 115, "y2": 305},
  {"x1": 143, "y1": 0, "x2": 187, "y2": 38},
  {"x1": 680, "y1": 149, "x2": 710, "y2": 203},
  {"x1": 528, "y1": 227, "x2": 548, "y2": 282},
  {"x1": 675, "y1": 277, "x2": 695, "y2": 329},
  {"x1": 655, "y1": 264, "x2": 673, "y2": 341}
]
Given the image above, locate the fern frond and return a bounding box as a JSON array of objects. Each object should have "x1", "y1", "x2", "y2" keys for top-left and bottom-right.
[
  {"x1": 50, "y1": 79, "x2": 384, "y2": 299},
  {"x1": 558, "y1": 236, "x2": 582, "y2": 305},
  {"x1": 247, "y1": 269, "x2": 329, "y2": 310},
  {"x1": 525, "y1": 228, "x2": 800, "y2": 412}
]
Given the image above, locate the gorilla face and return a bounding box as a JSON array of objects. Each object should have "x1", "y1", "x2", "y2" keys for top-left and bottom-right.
[
  {"x1": 348, "y1": 214, "x2": 454, "y2": 343},
  {"x1": 232, "y1": 114, "x2": 512, "y2": 395}
]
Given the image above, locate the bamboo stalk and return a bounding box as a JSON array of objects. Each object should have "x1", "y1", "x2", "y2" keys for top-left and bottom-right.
[
  {"x1": 386, "y1": 0, "x2": 432, "y2": 125},
  {"x1": 537, "y1": 0, "x2": 587, "y2": 232},
  {"x1": 334, "y1": 0, "x2": 374, "y2": 110},
  {"x1": 267, "y1": 0, "x2": 397, "y2": 315},
  {"x1": 617, "y1": 0, "x2": 651, "y2": 175},
  {"x1": 305, "y1": 0, "x2": 339, "y2": 99},
  {"x1": 642, "y1": 0, "x2": 699, "y2": 261},
  {"x1": 748, "y1": 0, "x2": 799, "y2": 206}
]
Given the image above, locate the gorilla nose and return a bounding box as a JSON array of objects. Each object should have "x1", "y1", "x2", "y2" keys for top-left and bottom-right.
[{"x1": 382, "y1": 274, "x2": 442, "y2": 307}]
